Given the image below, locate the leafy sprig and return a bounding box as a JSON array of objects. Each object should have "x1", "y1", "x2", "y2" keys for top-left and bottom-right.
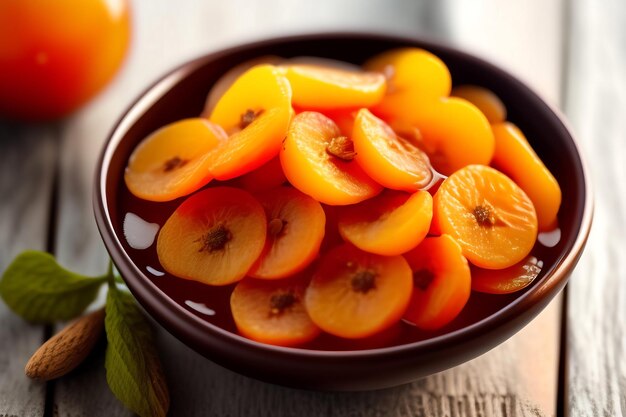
[{"x1": 0, "y1": 251, "x2": 106, "y2": 322}]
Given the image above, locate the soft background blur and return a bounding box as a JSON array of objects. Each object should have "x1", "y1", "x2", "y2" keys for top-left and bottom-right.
[{"x1": 1, "y1": 0, "x2": 624, "y2": 416}]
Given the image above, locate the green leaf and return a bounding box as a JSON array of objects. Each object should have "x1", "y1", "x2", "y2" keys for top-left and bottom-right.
[
  {"x1": 113, "y1": 273, "x2": 125, "y2": 285},
  {"x1": 104, "y1": 281, "x2": 169, "y2": 417},
  {"x1": 0, "y1": 251, "x2": 107, "y2": 323}
]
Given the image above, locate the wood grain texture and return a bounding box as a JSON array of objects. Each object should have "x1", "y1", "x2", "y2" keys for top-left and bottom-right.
[
  {"x1": 564, "y1": 0, "x2": 626, "y2": 415},
  {"x1": 47, "y1": 1, "x2": 566, "y2": 416},
  {"x1": 51, "y1": 58, "x2": 138, "y2": 417},
  {"x1": 158, "y1": 320, "x2": 558, "y2": 417},
  {"x1": 0, "y1": 126, "x2": 57, "y2": 416}
]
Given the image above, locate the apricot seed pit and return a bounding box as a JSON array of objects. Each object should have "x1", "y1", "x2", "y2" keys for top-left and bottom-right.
[
  {"x1": 198, "y1": 224, "x2": 232, "y2": 253},
  {"x1": 412, "y1": 268, "x2": 435, "y2": 291},
  {"x1": 473, "y1": 205, "x2": 493, "y2": 227},
  {"x1": 240, "y1": 108, "x2": 263, "y2": 129},
  {"x1": 269, "y1": 291, "x2": 297, "y2": 316},
  {"x1": 163, "y1": 156, "x2": 188, "y2": 172},
  {"x1": 326, "y1": 135, "x2": 356, "y2": 161},
  {"x1": 351, "y1": 270, "x2": 377, "y2": 294}
]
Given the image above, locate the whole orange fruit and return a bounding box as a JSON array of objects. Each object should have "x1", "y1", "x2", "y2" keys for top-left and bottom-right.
[{"x1": 0, "y1": 0, "x2": 131, "y2": 120}]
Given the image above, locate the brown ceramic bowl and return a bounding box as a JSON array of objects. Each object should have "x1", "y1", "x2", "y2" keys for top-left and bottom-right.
[{"x1": 93, "y1": 33, "x2": 592, "y2": 391}]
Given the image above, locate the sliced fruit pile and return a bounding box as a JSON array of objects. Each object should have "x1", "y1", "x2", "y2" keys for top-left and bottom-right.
[{"x1": 123, "y1": 49, "x2": 562, "y2": 347}]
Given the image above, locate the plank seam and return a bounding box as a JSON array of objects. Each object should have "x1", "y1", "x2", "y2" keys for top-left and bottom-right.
[
  {"x1": 43, "y1": 126, "x2": 61, "y2": 417},
  {"x1": 557, "y1": 0, "x2": 573, "y2": 416}
]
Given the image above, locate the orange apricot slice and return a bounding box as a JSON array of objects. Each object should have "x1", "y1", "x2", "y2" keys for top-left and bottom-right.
[
  {"x1": 231, "y1": 275, "x2": 320, "y2": 346},
  {"x1": 207, "y1": 64, "x2": 293, "y2": 180},
  {"x1": 491, "y1": 122, "x2": 562, "y2": 231},
  {"x1": 337, "y1": 190, "x2": 432, "y2": 256},
  {"x1": 352, "y1": 108, "x2": 433, "y2": 191},
  {"x1": 124, "y1": 118, "x2": 226, "y2": 202},
  {"x1": 248, "y1": 186, "x2": 326, "y2": 279},
  {"x1": 433, "y1": 165, "x2": 538, "y2": 269},
  {"x1": 403, "y1": 235, "x2": 471, "y2": 330},
  {"x1": 471, "y1": 255, "x2": 543, "y2": 294},
  {"x1": 280, "y1": 111, "x2": 382, "y2": 205},
  {"x1": 364, "y1": 47, "x2": 451, "y2": 120},
  {"x1": 156, "y1": 187, "x2": 266, "y2": 286},
  {"x1": 202, "y1": 55, "x2": 283, "y2": 117},
  {"x1": 237, "y1": 156, "x2": 286, "y2": 192},
  {"x1": 305, "y1": 244, "x2": 412, "y2": 338},
  {"x1": 451, "y1": 85, "x2": 507, "y2": 124},
  {"x1": 282, "y1": 64, "x2": 386, "y2": 109},
  {"x1": 410, "y1": 98, "x2": 495, "y2": 175}
]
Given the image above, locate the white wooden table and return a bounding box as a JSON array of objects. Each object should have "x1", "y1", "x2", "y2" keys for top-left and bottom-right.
[{"x1": 1, "y1": 1, "x2": 624, "y2": 416}]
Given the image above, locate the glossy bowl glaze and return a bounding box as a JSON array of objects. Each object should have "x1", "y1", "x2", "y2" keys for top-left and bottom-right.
[{"x1": 93, "y1": 33, "x2": 593, "y2": 391}]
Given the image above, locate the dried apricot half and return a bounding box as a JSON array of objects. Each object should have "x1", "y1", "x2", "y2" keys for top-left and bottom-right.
[
  {"x1": 433, "y1": 165, "x2": 538, "y2": 269},
  {"x1": 305, "y1": 244, "x2": 412, "y2": 338},
  {"x1": 207, "y1": 64, "x2": 293, "y2": 180},
  {"x1": 156, "y1": 187, "x2": 266, "y2": 285},
  {"x1": 337, "y1": 190, "x2": 432, "y2": 256},
  {"x1": 451, "y1": 85, "x2": 507, "y2": 124},
  {"x1": 491, "y1": 122, "x2": 561, "y2": 231},
  {"x1": 471, "y1": 255, "x2": 543, "y2": 294},
  {"x1": 403, "y1": 235, "x2": 471, "y2": 330},
  {"x1": 231, "y1": 275, "x2": 320, "y2": 346},
  {"x1": 124, "y1": 118, "x2": 226, "y2": 202},
  {"x1": 283, "y1": 64, "x2": 386, "y2": 109},
  {"x1": 249, "y1": 186, "x2": 326, "y2": 279},
  {"x1": 364, "y1": 47, "x2": 451, "y2": 120},
  {"x1": 202, "y1": 55, "x2": 282, "y2": 117},
  {"x1": 280, "y1": 111, "x2": 382, "y2": 205},
  {"x1": 352, "y1": 108, "x2": 433, "y2": 191},
  {"x1": 411, "y1": 98, "x2": 495, "y2": 175}
]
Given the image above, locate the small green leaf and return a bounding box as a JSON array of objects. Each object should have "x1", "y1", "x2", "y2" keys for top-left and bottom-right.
[
  {"x1": 104, "y1": 281, "x2": 169, "y2": 417},
  {"x1": 113, "y1": 273, "x2": 125, "y2": 285},
  {"x1": 0, "y1": 251, "x2": 107, "y2": 323}
]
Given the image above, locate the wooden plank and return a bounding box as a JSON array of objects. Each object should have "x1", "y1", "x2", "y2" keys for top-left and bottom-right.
[
  {"x1": 564, "y1": 0, "x2": 626, "y2": 415},
  {"x1": 51, "y1": 108, "x2": 130, "y2": 415},
  {"x1": 0, "y1": 125, "x2": 57, "y2": 417},
  {"x1": 50, "y1": 1, "x2": 565, "y2": 416}
]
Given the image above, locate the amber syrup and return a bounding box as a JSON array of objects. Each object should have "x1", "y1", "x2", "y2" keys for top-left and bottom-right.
[{"x1": 117, "y1": 177, "x2": 561, "y2": 351}]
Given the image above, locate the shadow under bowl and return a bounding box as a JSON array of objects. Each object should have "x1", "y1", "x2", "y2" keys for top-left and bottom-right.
[{"x1": 93, "y1": 32, "x2": 593, "y2": 391}]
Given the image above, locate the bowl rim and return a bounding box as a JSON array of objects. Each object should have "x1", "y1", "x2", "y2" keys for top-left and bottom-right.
[{"x1": 94, "y1": 31, "x2": 594, "y2": 359}]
